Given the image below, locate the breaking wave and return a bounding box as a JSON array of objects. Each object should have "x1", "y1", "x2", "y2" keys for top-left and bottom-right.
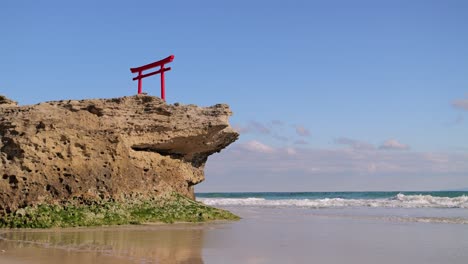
[{"x1": 198, "y1": 194, "x2": 468, "y2": 209}]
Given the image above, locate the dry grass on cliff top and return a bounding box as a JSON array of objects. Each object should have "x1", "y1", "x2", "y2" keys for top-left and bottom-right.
[{"x1": 0, "y1": 193, "x2": 239, "y2": 228}]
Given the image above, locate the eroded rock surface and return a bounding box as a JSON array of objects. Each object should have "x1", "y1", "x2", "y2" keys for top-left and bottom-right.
[
  {"x1": 0, "y1": 95, "x2": 238, "y2": 212},
  {"x1": 0, "y1": 96, "x2": 17, "y2": 107}
]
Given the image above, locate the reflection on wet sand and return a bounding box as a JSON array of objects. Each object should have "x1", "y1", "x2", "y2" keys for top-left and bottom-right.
[{"x1": 0, "y1": 224, "x2": 206, "y2": 264}]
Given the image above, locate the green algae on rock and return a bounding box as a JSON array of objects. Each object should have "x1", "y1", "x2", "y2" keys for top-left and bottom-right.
[{"x1": 0, "y1": 193, "x2": 239, "y2": 228}]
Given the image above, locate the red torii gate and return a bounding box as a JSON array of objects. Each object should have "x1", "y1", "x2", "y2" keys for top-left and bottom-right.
[{"x1": 130, "y1": 55, "x2": 174, "y2": 101}]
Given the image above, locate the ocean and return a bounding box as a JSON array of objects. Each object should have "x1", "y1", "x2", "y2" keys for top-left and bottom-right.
[
  {"x1": 196, "y1": 191, "x2": 468, "y2": 208},
  {"x1": 197, "y1": 191, "x2": 468, "y2": 225}
]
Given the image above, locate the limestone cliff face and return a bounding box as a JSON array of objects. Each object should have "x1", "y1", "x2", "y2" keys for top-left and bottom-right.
[{"x1": 0, "y1": 95, "x2": 238, "y2": 212}]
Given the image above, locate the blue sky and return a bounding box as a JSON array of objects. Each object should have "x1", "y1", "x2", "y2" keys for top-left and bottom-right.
[{"x1": 1, "y1": 0, "x2": 468, "y2": 191}]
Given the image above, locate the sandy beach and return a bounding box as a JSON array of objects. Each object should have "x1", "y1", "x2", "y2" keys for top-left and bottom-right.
[{"x1": 1, "y1": 206, "x2": 467, "y2": 264}]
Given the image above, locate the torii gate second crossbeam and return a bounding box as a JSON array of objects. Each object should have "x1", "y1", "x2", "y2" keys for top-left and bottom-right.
[{"x1": 130, "y1": 55, "x2": 175, "y2": 101}]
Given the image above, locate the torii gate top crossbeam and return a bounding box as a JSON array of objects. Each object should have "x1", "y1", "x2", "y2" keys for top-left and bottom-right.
[{"x1": 130, "y1": 55, "x2": 174, "y2": 73}]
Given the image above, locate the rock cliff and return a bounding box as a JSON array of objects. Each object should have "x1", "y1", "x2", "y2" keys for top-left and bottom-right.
[{"x1": 0, "y1": 95, "x2": 238, "y2": 213}]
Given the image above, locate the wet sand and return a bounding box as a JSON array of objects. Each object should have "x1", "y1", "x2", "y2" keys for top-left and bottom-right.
[
  {"x1": 0, "y1": 224, "x2": 206, "y2": 264},
  {"x1": 1, "y1": 207, "x2": 468, "y2": 263}
]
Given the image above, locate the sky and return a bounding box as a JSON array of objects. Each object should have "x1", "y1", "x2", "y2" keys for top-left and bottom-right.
[{"x1": 1, "y1": 0, "x2": 468, "y2": 191}]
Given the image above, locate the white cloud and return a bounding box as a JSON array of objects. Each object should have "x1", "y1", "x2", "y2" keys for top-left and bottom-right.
[
  {"x1": 234, "y1": 121, "x2": 313, "y2": 143},
  {"x1": 271, "y1": 120, "x2": 284, "y2": 126},
  {"x1": 208, "y1": 144, "x2": 468, "y2": 177},
  {"x1": 241, "y1": 140, "x2": 276, "y2": 153},
  {"x1": 285, "y1": 147, "x2": 297, "y2": 155},
  {"x1": 234, "y1": 121, "x2": 271, "y2": 134},
  {"x1": 379, "y1": 139, "x2": 410, "y2": 150},
  {"x1": 204, "y1": 143, "x2": 468, "y2": 191},
  {"x1": 272, "y1": 135, "x2": 289, "y2": 142},
  {"x1": 450, "y1": 114, "x2": 464, "y2": 125},
  {"x1": 294, "y1": 139, "x2": 309, "y2": 145},
  {"x1": 452, "y1": 97, "x2": 468, "y2": 111},
  {"x1": 295, "y1": 125, "x2": 311, "y2": 137},
  {"x1": 334, "y1": 137, "x2": 374, "y2": 150}
]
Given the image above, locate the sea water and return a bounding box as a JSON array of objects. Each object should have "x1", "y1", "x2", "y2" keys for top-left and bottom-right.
[
  {"x1": 197, "y1": 191, "x2": 468, "y2": 207},
  {"x1": 197, "y1": 191, "x2": 468, "y2": 224}
]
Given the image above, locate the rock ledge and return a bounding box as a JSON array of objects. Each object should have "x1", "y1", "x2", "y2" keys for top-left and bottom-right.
[{"x1": 0, "y1": 95, "x2": 238, "y2": 212}]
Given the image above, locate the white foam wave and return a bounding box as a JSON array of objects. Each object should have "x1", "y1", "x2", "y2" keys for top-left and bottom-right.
[{"x1": 197, "y1": 194, "x2": 468, "y2": 209}]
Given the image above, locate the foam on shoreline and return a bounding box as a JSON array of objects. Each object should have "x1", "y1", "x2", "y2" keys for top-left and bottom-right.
[{"x1": 198, "y1": 193, "x2": 468, "y2": 209}]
